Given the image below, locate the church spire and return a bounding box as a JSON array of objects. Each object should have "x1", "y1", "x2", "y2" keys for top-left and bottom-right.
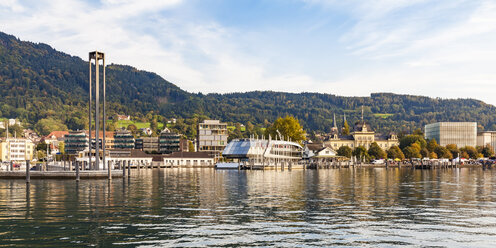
[{"x1": 333, "y1": 113, "x2": 337, "y2": 128}]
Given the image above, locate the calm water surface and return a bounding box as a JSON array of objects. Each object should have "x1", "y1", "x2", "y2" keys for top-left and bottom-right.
[{"x1": 1, "y1": 168, "x2": 496, "y2": 247}]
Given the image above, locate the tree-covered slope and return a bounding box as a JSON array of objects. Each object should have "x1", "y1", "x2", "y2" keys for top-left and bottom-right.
[
  {"x1": 0, "y1": 31, "x2": 191, "y2": 130},
  {"x1": 1, "y1": 31, "x2": 495, "y2": 134}
]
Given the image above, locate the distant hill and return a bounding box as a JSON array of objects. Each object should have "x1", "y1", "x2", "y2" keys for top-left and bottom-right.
[{"x1": 1, "y1": 31, "x2": 495, "y2": 134}]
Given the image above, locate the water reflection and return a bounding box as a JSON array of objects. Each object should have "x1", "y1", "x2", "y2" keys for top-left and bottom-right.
[{"x1": 0, "y1": 168, "x2": 495, "y2": 247}]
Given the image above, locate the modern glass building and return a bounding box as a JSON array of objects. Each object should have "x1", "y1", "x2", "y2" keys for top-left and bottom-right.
[
  {"x1": 114, "y1": 129, "x2": 135, "y2": 149},
  {"x1": 222, "y1": 138, "x2": 303, "y2": 166},
  {"x1": 425, "y1": 122, "x2": 477, "y2": 147}
]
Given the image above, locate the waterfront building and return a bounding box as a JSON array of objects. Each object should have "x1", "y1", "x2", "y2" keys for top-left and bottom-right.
[
  {"x1": 135, "y1": 137, "x2": 158, "y2": 153},
  {"x1": 323, "y1": 120, "x2": 399, "y2": 150},
  {"x1": 197, "y1": 120, "x2": 228, "y2": 156},
  {"x1": 425, "y1": 122, "x2": 477, "y2": 147},
  {"x1": 0, "y1": 138, "x2": 35, "y2": 161},
  {"x1": 114, "y1": 128, "x2": 135, "y2": 150},
  {"x1": 477, "y1": 131, "x2": 496, "y2": 154},
  {"x1": 64, "y1": 131, "x2": 88, "y2": 155},
  {"x1": 158, "y1": 128, "x2": 182, "y2": 154},
  {"x1": 76, "y1": 149, "x2": 153, "y2": 169},
  {"x1": 163, "y1": 152, "x2": 214, "y2": 167},
  {"x1": 222, "y1": 138, "x2": 303, "y2": 167}
]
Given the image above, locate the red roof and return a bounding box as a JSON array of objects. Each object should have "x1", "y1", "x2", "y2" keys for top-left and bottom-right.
[
  {"x1": 44, "y1": 131, "x2": 70, "y2": 140},
  {"x1": 85, "y1": 130, "x2": 115, "y2": 139}
]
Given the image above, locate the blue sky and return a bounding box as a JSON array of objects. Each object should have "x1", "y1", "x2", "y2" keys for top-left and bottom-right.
[{"x1": 1, "y1": 0, "x2": 496, "y2": 105}]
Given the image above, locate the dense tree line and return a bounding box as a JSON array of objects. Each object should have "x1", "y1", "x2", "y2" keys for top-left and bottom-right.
[{"x1": 336, "y1": 132, "x2": 494, "y2": 161}]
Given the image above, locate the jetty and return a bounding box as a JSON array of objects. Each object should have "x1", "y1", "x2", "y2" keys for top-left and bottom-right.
[{"x1": 0, "y1": 170, "x2": 123, "y2": 179}]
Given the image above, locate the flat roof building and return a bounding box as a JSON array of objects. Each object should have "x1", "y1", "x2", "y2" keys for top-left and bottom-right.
[
  {"x1": 0, "y1": 138, "x2": 35, "y2": 162},
  {"x1": 135, "y1": 137, "x2": 158, "y2": 153},
  {"x1": 477, "y1": 131, "x2": 496, "y2": 154},
  {"x1": 64, "y1": 131, "x2": 88, "y2": 155},
  {"x1": 158, "y1": 128, "x2": 181, "y2": 154},
  {"x1": 425, "y1": 122, "x2": 477, "y2": 147},
  {"x1": 198, "y1": 120, "x2": 227, "y2": 157},
  {"x1": 114, "y1": 128, "x2": 135, "y2": 150}
]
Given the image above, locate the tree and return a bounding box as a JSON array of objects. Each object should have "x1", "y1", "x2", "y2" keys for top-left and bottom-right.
[
  {"x1": 413, "y1": 128, "x2": 424, "y2": 136},
  {"x1": 265, "y1": 115, "x2": 306, "y2": 143},
  {"x1": 403, "y1": 146, "x2": 421, "y2": 158},
  {"x1": 429, "y1": 152, "x2": 438, "y2": 159},
  {"x1": 106, "y1": 120, "x2": 118, "y2": 132},
  {"x1": 353, "y1": 146, "x2": 368, "y2": 161},
  {"x1": 0, "y1": 124, "x2": 24, "y2": 138},
  {"x1": 337, "y1": 146, "x2": 353, "y2": 158},
  {"x1": 387, "y1": 145, "x2": 405, "y2": 160},
  {"x1": 420, "y1": 148, "x2": 429, "y2": 158},
  {"x1": 245, "y1": 121, "x2": 255, "y2": 136},
  {"x1": 58, "y1": 142, "x2": 65, "y2": 155},
  {"x1": 342, "y1": 121, "x2": 350, "y2": 135},
  {"x1": 427, "y1": 138, "x2": 438, "y2": 152},
  {"x1": 127, "y1": 124, "x2": 138, "y2": 137},
  {"x1": 446, "y1": 144, "x2": 460, "y2": 158},
  {"x1": 461, "y1": 146, "x2": 478, "y2": 159},
  {"x1": 150, "y1": 117, "x2": 158, "y2": 134},
  {"x1": 36, "y1": 150, "x2": 47, "y2": 161},
  {"x1": 399, "y1": 135, "x2": 426, "y2": 150},
  {"x1": 434, "y1": 146, "x2": 453, "y2": 159},
  {"x1": 228, "y1": 123, "x2": 244, "y2": 141},
  {"x1": 188, "y1": 140, "x2": 195, "y2": 152},
  {"x1": 368, "y1": 142, "x2": 387, "y2": 159},
  {"x1": 34, "y1": 118, "x2": 68, "y2": 136},
  {"x1": 481, "y1": 145, "x2": 494, "y2": 158},
  {"x1": 66, "y1": 116, "x2": 86, "y2": 130}
]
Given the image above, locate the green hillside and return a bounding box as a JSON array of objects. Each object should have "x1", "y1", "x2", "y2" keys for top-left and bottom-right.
[{"x1": 1, "y1": 31, "x2": 495, "y2": 135}]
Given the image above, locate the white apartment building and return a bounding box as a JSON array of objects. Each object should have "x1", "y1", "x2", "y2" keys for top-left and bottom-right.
[{"x1": 0, "y1": 138, "x2": 35, "y2": 161}]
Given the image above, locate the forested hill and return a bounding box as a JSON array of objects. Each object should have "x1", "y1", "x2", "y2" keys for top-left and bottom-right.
[{"x1": 1, "y1": 31, "x2": 496, "y2": 134}]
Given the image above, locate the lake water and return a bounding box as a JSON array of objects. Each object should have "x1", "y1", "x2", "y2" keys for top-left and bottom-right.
[{"x1": 1, "y1": 168, "x2": 496, "y2": 247}]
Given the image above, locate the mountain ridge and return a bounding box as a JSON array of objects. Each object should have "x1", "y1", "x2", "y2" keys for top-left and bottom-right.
[{"x1": 1, "y1": 31, "x2": 495, "y2": 134}]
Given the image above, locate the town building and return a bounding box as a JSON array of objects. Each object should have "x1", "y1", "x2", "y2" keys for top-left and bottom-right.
[
  {"x1": 158, "y1": 128, "x2": 181, "y2": 154},
  {"x1": 42, "y1": 131, "x2": 70, "y2": 155},
  {"x1": 116, "y1": 114, "x2": 130, "y2": 121},
  {"x1": 163, "y1": 152, "x2": 214, "y2": 167},
  {"x1": 197, "y1": 119, "x2": 228, "y2": 156},
  {"x1": 86, "y1": 130, "x2": 114, "y2": 150},
  {"x1": 140, "y1": 128, "x2": 153, "y2": 136},
  {"x1": 323, "y1": 120, "x2": 399, "y2": 150},
  {"x1": 135, "y1": 137, "x2": 159, "y2": 153},
  {"x1": 0, "y1": 138, "x2": 35, "y2": 161},
  {"x1": 64, "y1": 131, "x2": 89, "y2": 155},
  {"x1": 113, "y1": 128, "x2": 135, "y2": 150},
  {"x1": 23, "y1": 129, "x2": 41, "y2": 143},
  {"x1": 425, "y1": 122, "x2": 477, "y2": 147},
  {"x1": 477, "y1": 131, "x2": 496, "y2": 154}
]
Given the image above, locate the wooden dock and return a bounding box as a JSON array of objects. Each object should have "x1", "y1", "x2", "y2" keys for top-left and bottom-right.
[{"x1": 0, "y1": 170, "x2": 124, "y2": 179}]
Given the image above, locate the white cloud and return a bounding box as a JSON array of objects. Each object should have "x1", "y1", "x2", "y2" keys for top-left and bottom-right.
[
  {"x1": 1, "y1": 0, "x2": 496, "y2": 106},
  {"x1": 0, "y1": 0, "x2": 24, "y2": 12}
]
